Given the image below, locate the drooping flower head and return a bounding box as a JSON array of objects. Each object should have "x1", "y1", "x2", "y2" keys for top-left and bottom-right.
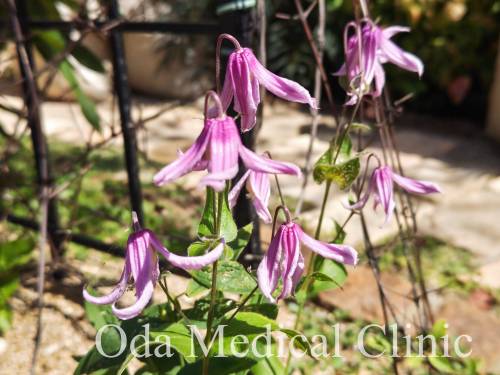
[
  {"x1": 257, "y1": 208, "x2": 358, "y2": 303},
  {"x1": 335, "y1": 19, "x2": 423, "y2": 105},
  {"x1": 346, "y1": 165, "x2": 441, "y2": 225},
  {"x1": 216, "y1": 33, "x2": 317, "y2": 132},
  {"x1": 154, "y1": 91, "x2": 301, "y2": 191},
  {"x1": 83, "y1": 212, "x2": 224, "y2": 320}
]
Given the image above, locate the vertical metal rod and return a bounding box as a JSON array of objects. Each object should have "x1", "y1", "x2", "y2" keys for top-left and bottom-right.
[
  {"x1": 107, "y1": 0, "x2": 144, "y2": 225},
  {"x1": 12, "y1": 0, "x2": 63, "y2": 255},
  {"x1": 217, "y1": 1, "x2": 261, "y2": 263}
]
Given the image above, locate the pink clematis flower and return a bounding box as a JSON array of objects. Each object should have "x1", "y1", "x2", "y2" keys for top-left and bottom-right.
[
  {"x1": 346, "y1": 166, "x2": 441, "y2": 225},
  {"x1": 257, "y1": 210, "x2": 358, "y2": 303},
  {"x1": 83, "y1": 212, "x2": 224, "y2": 320},
  {"x1": 216, "y1": 34, "x2": 317, "y2": 132},
  {"x1": 228, "y1": 157, "x2": 273, "y2": 223},
  {"x1": 154, "y1": 91, "x2": 301, "y2": 191},
  {"x1": 335, "y1": 19, "x2": 423, "y2": 105}
]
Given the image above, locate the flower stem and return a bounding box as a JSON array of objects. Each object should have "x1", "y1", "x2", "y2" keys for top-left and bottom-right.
[
  {"x1": 285, "y1": 100, "x2": 361, "y2": 374},
  {"x1": 227, "y1": 285, "x2": 259, "y2": 322},
  {"x1": 202, "y1": 189, "x2": 225, "y2": 375},
  {"x1": 202, "y1": 260, "x2": 218, "y2": 375}
]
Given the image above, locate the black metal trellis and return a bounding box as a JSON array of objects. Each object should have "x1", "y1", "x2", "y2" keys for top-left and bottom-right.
[{"x1": 3, "y1": 1, "x2": 261, "y2": 260}]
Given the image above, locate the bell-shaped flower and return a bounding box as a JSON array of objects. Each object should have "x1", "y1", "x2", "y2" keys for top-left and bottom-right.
[
  {"x1": 346, "y1": 166, "x2": 441, "y2": 225},
  {"x1": 154, "y1": 92, "x2": 301, "y2": 191},
  {"x1": 83, "y1": 213, "x2": 224, "y2": 320},
  {"x1": 335, "y1": 19, "x2": 423, "y2": 105},
  {"x1": 228, "y1": 155, "x2": 274, "y2": 223},
  {"x1": 257, "y1": 211, "x2": 358, "y2": 303},
  {"x1": 216, "y1": 34, "x2": 317, "y2": 132}
]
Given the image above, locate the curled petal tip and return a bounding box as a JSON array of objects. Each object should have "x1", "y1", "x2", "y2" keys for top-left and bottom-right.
[{"x1": 111, "y1": 281, "x2": 155, "y2": 320}]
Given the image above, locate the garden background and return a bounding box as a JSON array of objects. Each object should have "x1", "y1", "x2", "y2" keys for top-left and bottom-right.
[{"x1": 1, "y1": 0, "x2": 500, "y2": 374}]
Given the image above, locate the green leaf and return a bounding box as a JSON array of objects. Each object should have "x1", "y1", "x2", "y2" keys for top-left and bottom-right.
[
  {"x1": 190, "y1": 261, "x2": 256, "y2": 294},
  {"x1": 335, "y1": 134, "x2": 353, "y2": 160},
  {"x1": 84, "y1": 300, "x2": 119, "y2": 331},
  {"x1": 227, "y1": 223, "x2": 253, "y2": 261},
  {"x1": 0, "y1": 305, "x2": 13, "y2": 334},
  {"x1": 75, "y1": 88, "x2": 101, "y2": 131},
  {"x1": 309, "y1": 260, "x2": 347, "y2": 296},
  {"x1": 251, "y1": 355, "x2": 285, "y2": 375},
  {"x1": 185, "y1": 279, "x2": 208, "y2": 298},
  {"x1": 74, "y1": 326, "x2": 128, "y2": 374},
  {"x1": 431, "y1": 319, "x2": 448, "y2": 340},
  {"x1": 149, "y1": 322, "x2": 198, "y2": 363},
  {"x1": 312, "y1": 135, "x2": 360, "y2": 189},
  {"x1": 428, "y1": 356, "x2": 456, "y2": 374},
  {"x1": 0, "y1": 274, "x2": 20, "y2": 305},
  {"x1": 296, "y1": 259, "x2": 347, "y2": 303},
  {"x1": 365, "y1": 334, "x2": 392, "y2": 355},
  {"x1": 198, "y1": 189, "x2": 237, "y2": 242},
  {"x1": 239, "y1": 303, "x2": 278, "y2": 320},
  {"x1": 0, "y1": 237, "x2": 34, "y2": 272},
  {"x1": 220, "y1": 313, "x2": 311, "y2": 357},
  {"x1": 177, "y1": 357, "x2": 257, "y2": 375},
  {"x1": 72, "y1": 44, "x2": 105, "y2": 73},
  {"x1": 134, "y1": 353, "x2": 182, "y2": 374},
  {"x1": 280, "y1": 328, "x2": 312, "y2": 354},
  {"x1": 313, "y1": 157, "x2": 360, "y2": 189},
  {"x1": 224, "y1": 312, "x2": 279, "y2": 335},
  {"x1": 332, "y1": 220, "x2": 347, "y2": 244},
  {"x1": 187, "y1": 241, "x2": 212, "y2": 257},
  {"x1": 351, "y1": 122, "x2": 372, "y2": 133}
]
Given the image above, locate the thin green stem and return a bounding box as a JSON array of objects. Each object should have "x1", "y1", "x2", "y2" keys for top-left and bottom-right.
[
  {"x1": 202, "y1": 260, "x2": 218, "y2": 375},
  {"x1": 159, "y1": 277, "x2": 191, "y2": 324},
  {"x1": 274, "y1": 174, "x2": 286, "y2": 207},
  {"x1": 211, "y1": 188, "x2": 217, "y2": 233},
  {"x1": 215, "y1": 190, "x2": 224, "y2": 235},
  {"x1": 202, "y1": 189, "x2": 225, "y2": 375},
  {"x1": 227, "y1": 285, "x2": 259, "y2": 322},
  {"x1": 332, "y1": 100, "x2": 362, "y2": 163}
]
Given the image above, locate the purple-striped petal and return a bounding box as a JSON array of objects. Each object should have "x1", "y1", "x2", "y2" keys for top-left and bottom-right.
[
  {"x1": 382, "y1": 26, "x2": 410, "y2": 39},
  {"x1": 277, "y1": 225, "x2": 300, "y2": 300},
  {"x1": 247, "y1": 170, "x2": 272, "y2": 223},
  {"x1": 295, "y1": 224, "x2": 358, "y2": 265},
  {"x1": 112, "y1": 280, "x2": 155, "y2": 320},
  {"x1": 82, "y1": 260, "x2": 130, "y2": 305},
  {"x1": 360, "y1": 24, "x2": 380, "y2": 88},
  {"x1": 344, "y1": 171, "x2": 375, "y2": 211},
  {"x1": 127, "y1": 231, "x2": 152, "y2": 295},
  {"x1": 228, "y1": 170, "x2": 251, "y2": 209},
  {"x1": 239, "y1": 146, "x2": 301, "y2": 177},
  {"x1": 219, "y1": 54, "x2": 235, "y2": 112},
  {"x1": 257, "y1": 225, "x2": 285, "y2": 302},
  {"x1": 176, "y1": 150, "x2": 208, "y2": 171},
  {"x1": 153, "y1": 122, "x2": 211, "y2": 186},
  {"x1": 230, "y1": 51, "x2": 259, "y2": 132},
  {"x1": 392, "y1": 173, "x2": 441, "y2": 195},
  {"x1": 200, "y1": 117, "x2": 240, "y2": 191},
  {"x1": 291, "y1": 252, "x2": 305, "y2": 295},
  {"x1": 374, "y1": 167, "x2": 396, "y2": 225},
  {"x1": 379, "y1": 38, "x2": 423, "y2": 76},
  {"x1": 373, "y1": 62, "x2": 386, "y2": 97},
  {"x1": 243, "y1": 48, "x2": 318, "y2": 109},
  {"x1": 149, "y1": 232, "x2": 223, "y2": 270}
]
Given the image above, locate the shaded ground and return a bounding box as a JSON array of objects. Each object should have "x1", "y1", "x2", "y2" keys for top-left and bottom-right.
[{"x1": 1, "y1": 96, "x2": 500, "y2": 373}]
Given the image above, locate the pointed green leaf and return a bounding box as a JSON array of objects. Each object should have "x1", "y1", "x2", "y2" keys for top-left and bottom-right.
[
  {"x1": 228, "y1": 223, "x2": 253, "y2": 261},
  {"x1": 198, "y1": 189, "x2": 237, "y2": 242},
  {"x1": 190, "y1": 260, "x2": 256, "y2": 294}
]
